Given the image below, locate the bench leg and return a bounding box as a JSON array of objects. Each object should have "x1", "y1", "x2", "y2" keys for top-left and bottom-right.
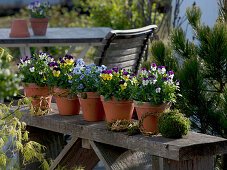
[
  {"x1": 162, "y1": 156, "x2": 214, "y2": 170},
  {"x1": 89, "y1": 140, "x2": 153, "y2": 170}
]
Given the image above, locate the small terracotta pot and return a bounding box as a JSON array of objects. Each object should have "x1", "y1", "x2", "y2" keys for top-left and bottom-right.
[
  {"x1": 79, "y1": 92, "x2": 105, "y2": 121},
  {"x1": 10, "y1": 19, "x2": 30, "y2": 37},
  {"x1": 53, "y1": 87, "x2": 80, "y2": 116},
  {"x1": 101, "y1": 96, "x2": 134, "y2": 122},
  {"x1": 30, "y1": 18, "x2": 49, "y2": 35},
  {"x1": 135, "y1": 102, "x2": 170, "y2": 133},
  {"x1": 22, "y1": 83, "x2": 52, "y2": 111}
]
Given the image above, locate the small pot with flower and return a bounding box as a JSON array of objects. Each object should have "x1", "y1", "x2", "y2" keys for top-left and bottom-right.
[
  {"x1": 70, "y1": 62, "x2": 106, "y2": 121},
  {"x1": 46, "y1": 55, "x2": 80, "y2": 116},
  {"x1": 17, "y1": 52, "x2": 53, "y2": 113},
  {"x1": 98, "y1": 67, "x2": 136, "y2": 122},
  {"x1": 131, "y1": 63, "x2": 180, "y2": 134},
  {"x1": 28, "y1": 1, "x2": 50, "y2": 35}
]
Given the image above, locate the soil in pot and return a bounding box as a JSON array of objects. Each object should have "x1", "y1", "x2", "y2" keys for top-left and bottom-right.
[
  {"x1": 23, "y1": 83, "x2": 52, "y2": 111},
  {"x1": 135, "y1": 102, "x2": 170, "y2": 133},
  {"x1": 30, "y1": 18, "x2": 49, "y2": 35},
  {"x1": 101, "y1": 96, "x2": 134, "y2": 122},
  {"x1": 53, "y1": 87, "x2": 80, "y2": 116},
  {"x1": 79, "y1": 92, "x2": 105, "y2": 121}
]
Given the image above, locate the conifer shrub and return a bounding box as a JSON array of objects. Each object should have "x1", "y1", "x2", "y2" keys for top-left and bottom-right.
[{"x1": 158, "y1": 110, "x2": 190, "y2": 138}]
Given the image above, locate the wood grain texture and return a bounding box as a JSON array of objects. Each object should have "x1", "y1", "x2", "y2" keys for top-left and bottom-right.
[
  {"x1": 20, "y1": 103, "x2": 227, "y2": 161},
  {"x1": 162, "y1": 156, "x2": 214, "y2": 170},
  {"x1": 90, "y1": 141, "x2": 153, "y2": 170},
  {"x1": 59, "y1": 138, "x2": 99, "y2": 170},
  {"x1": 0, "y1": 27, "x2": 111, "y2": 44}
]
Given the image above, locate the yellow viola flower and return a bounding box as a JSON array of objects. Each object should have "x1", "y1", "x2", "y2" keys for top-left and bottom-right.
[
  {"x1": 100, "y1": 73, "x2": 107, "y2": 80},
  {"x1": 68, "y1": 75, "x2": 72, "y2": 80},
  {"x1": 120, "y1": 83, "x2": 127, "y2": 90},
  {"x1": 43, "y1": 76, "x2": 46, "y2": 81},
  {"x1": 132, "y1": 77, "x2": 137, "y2": 83},
  {"x1": 53, "y1": 70, "x2": 60, "y2": 77},
  {"x1": 66, "y1": 59, "x2": 74, "y2": 65},
  {"x1": 123, "y1": 75, "x2": 130, "y2": 81},
  {"x1": 114, "y1": 72, "x2": 120, "y2": 77},
  {"x1": 106, "y1": 73, "x2": 113, "y2": 80}
]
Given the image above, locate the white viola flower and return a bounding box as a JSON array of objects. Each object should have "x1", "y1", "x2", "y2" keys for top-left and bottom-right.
[
  {"x1": 23, "y1": 61, "x2": 28, "y2": 66},
  {"x1": 151, "y1": 63, "x2": 157, "y2": 71},
  {"x1": 176, "y1": 79, "x2": 180, "y2": 86},
  {"x1": 167, "y1": 71, "x2": 174, "y2": 79},
  {"x1": 142, "y1": 78, "x2": 149, "y2": 86},
  {"x1": 27, "y1": 60, "x2": 31, "y2": 64},
  {"x1": 150, "y1": 79, "x2": 157, "y2": 84},
  {"x1": 39, "y1": 71, "x2": 43, "y2": 75},
  {"x1": 29, "y1": 66, "x2": 35, "y2": 72},
  {"x1": 141, "y1": 68, "x2": 147, "y2": 76},
  {"x1": 155, "y1": 86, "x2": 161, "y2": 93}
]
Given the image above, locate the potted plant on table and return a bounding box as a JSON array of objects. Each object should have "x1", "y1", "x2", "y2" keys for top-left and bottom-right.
[
  {"x1": 131, "y1": 63, "x2": 180, "y2": 134},
  {"x1": 28, "y1": 1, "x2": 50, "y2": 35},
  {"x1": 17, "y1": 52, "x2": 53, "y2": 114},
  {"x1": 46, "y1": 55, "x2": 80, "y2": 116},
  {"x1": 70, "y1": 62, "x2": 107, "y2": 121},
  {"x1": 98, "y1": 67, "x2": 137, "y2": 122}
]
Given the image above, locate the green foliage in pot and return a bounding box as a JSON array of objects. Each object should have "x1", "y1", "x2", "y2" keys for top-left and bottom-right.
[
  {"x1": 28, "y1": 1, "x2": 50, "y2": 18},
  {"x1": 158, "y1": 110, "x2": 190, "y2": 138}
]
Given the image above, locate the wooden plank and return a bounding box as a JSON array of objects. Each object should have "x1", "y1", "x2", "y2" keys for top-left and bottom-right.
[
  {"x1": 102, "y1": 53, "x2": 139, "y2": 64},
  {"x1": 82, "y1": 138, "x2": 91, "y2": 149},
  {"x1": 104, "y1": 47, "x2": 141, "y2": 57},
  {"x1": 162, "y1": 156, "x2": 214, "y2": 170},
  {"x1": 59, "y1": 138, "x2": 99, "y2": 170},
  {"x1": 99, "y1": 40, "x2": 144, "y2": 51},
  {"x1": 49, "y1": 136, "x2": 78, "y2": 170},
  {"x1": 90, "y1": 141, "x2": 153, "y2": 170},
  {"x1": 20, "y1": 106, "x2": 227, "y2": 161},
  {"x1": 112, "y1": 36, "x2": 146, "y2": 43}
]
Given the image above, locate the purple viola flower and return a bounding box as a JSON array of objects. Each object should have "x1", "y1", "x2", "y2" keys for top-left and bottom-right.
[
  {"x1": 142, "y1": 77, "x2": 148, "y2": 80},
  {"x1": 167, "y1": 71, "x2": 174, "y2": 76},
  {"x1": 49, "y1": 55, "x2": 53, "y2": 58},
  {"x1": 151, "y1": 63, "x2": 156, "y2": 67},
  {"x1": 131, "y1": 73, "x2": 135, "y2": 77},
  {"x1": 60, "y1": 60, "x2": 66, "y2": 64},
  {"x1": 102, "y1": 70, "x2": 107, "y2": 74},
  {"x1": 119, "y1": 80, "x2": 126, "y2": 85},
  {"x1": 112, "y1": 67, "x2": 119, "y2": 72},
  {"x1": 157, "y1": 66, "x2": 162, "y2": 69},
  {"x1": 58, "y1": 57, "x2": 62, "y2": 61},
  {"x1": 141, "y1": 68, "x2": 146, "y2": 71},
  {"x1": 64, "y1": 54, "x2": 73, "y2": 60},
  {"x1": 155, "y1": 85, "x2": 159, "y2": 89},
  {"x1": 148, "y1": 75, "x2": 155, "y2": 79},
  {"x1": 107, "y1": 70, "x2": 113, "y2": 74},
  {"x1": 162, "y1": 77, "x2": 168, "y2": 81},
  {"x1": 123, "y1": 71, "x2": 129, "y2": 76},
  {"x1": 53, "y1": 67, "x2": 61, "y2": 71}
]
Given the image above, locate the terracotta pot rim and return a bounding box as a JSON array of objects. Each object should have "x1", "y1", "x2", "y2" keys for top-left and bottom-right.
[
  {"x1": 78, "y1": 92, "x2": 100, "y2": 99},
  {"x1": 30, "y1": 18, "x2": 49, "y2": 21},
  {"x1": 100, "y1": 95, "x2": 133, "y2": 103},
  {"x1": 134, "y1": 101, "x2": 170, "y2": 108},
  {"x1": 22, "y1": 82, "x2": 49, "y2": 89}
]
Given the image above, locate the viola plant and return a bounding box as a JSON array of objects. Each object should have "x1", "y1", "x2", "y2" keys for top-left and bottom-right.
[
  {"x1": 132, "y1": 63, "x2": 180, "y2": 105},
  {"x1": 98, "y1": 67, "x2": 137, "y2": 101},
  {"x1": 17, "y1": 52, "x2": 53, "y2": 86},
  {"x1": 70, "y1": 60, "x2": 106, "y2": 95},
  {"x1": 46, "y1": 54, "x2": 75, "y2": 89},
  {"x1": 28, "y1": 1, "x2": 50, "y2": 18}
]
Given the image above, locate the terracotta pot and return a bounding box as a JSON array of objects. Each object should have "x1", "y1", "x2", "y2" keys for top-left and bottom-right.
[
  {"x1": 100, "y1": 96, "x2": 134, "y2": 122},
  {"x1": 30, "y1": 18, "x2": 49, "y2": 35},
  {"x1": 10, "y1": 19, "x2": 30, "y2": 37},
  {"x1": 135, "y1": 102, "x2": 170, "y2": 133},
  {"x1": 22, "y1": 83, "x2": 52, "y2": 111},
  {"x1": 53, "y1": 87, "x2": 80, "y2": 116},
  {"x1": 79, "y1": 92, "x2": 105, "y2": 121}
]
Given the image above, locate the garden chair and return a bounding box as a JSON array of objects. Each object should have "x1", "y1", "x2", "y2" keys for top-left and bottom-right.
[{"x1": 94, "y1": 25, "x2": 157, "y2": 74}]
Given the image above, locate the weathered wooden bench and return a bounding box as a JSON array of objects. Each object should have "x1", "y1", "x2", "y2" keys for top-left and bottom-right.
[{"x1": 21, "y1": 103, "x2": 227, "y2": 170}]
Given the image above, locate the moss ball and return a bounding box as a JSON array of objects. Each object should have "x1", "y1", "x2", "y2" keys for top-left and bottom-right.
[{"x1": 158, "y1": 110, "x2": 190, "y2": 138}]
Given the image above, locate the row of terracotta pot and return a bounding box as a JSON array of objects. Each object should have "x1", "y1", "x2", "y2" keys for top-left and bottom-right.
[{"x1": 23, "y1": 83, "x2": 169, "y2": 133}]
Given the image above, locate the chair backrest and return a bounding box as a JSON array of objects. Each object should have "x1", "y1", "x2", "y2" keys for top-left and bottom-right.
[{"x1": 95, "y1": 25, "x2": 157, "y2": 74}]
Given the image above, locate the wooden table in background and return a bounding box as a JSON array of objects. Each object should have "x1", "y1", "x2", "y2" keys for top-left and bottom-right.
[{"x1": 0, "y1": 27, "x2": 111, "y2": 57}]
